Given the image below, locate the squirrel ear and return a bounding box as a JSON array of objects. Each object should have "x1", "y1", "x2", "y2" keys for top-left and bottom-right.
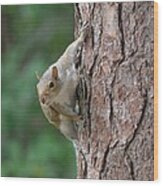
[
  {"x1": 35, "y1": 71, "x2": 40, "y2": 80},
  {"x1": 52, "y1": 66, "x2": 58, "y2": 79}
]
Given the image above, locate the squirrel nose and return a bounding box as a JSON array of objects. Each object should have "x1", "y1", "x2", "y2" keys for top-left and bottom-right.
[{"x1": 41, "y1": 96, "x2": 46, "y2": 104}]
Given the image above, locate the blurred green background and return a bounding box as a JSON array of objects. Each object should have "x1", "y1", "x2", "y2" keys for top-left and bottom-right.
[{"x1": 1, "y1": 4, "x2": 77, "y2": 178}]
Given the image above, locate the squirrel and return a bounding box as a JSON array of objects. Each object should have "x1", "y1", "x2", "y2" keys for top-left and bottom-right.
[{"x1": 36, "y1": 23, "x2": 89, "y2": 140}]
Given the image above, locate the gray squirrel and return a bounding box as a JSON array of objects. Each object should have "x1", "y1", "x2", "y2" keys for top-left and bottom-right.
[{"x1": 36, "y1": 23, "x2": 89, "y2": 140}]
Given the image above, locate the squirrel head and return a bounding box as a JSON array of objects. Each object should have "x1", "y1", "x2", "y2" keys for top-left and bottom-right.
[{"x1": 36, "y1": 66, "x2": 61, "y2": 105}]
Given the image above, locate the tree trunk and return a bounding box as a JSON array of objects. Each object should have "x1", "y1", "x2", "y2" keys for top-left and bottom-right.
[{"x1": 74, "y1": 2, "x2": 154, "y2": 180}]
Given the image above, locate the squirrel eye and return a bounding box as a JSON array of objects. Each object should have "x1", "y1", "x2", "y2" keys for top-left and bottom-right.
[{"x1": 48, "y1": 81, "x2": 54, "y2": 88}]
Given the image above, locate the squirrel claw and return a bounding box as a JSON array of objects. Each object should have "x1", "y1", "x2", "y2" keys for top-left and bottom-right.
[{"x1": 80, "y1": 21, "x2": 90, "y2": 40}]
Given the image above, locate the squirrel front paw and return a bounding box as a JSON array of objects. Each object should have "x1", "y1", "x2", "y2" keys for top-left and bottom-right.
[{"x1": 72, "y1": 114, "x2": 83, "y2": 121}]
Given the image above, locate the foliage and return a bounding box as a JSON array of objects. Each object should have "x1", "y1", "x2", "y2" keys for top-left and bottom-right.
[{"x1": 1, "y1": 4, "x2": 76, "y2": 178}]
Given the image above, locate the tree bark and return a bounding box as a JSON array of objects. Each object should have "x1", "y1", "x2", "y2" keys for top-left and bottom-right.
[{"x1": 74, "y1": 2, "x2": 154, "y2": 180}]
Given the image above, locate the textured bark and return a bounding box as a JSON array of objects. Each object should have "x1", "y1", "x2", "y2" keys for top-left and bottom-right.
[{"x1": 74, "y1": 2, "x2": 154, "y2": 180}]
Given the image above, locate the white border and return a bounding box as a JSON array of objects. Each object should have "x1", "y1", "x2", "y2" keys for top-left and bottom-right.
[{"x1": 0, "y1": 0, "x2": 159, "y2": 5}]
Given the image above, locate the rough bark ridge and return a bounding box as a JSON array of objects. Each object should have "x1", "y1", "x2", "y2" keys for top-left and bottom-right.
[{"x1": 74, "y1": 2, "x2": 154, "y2": 180}]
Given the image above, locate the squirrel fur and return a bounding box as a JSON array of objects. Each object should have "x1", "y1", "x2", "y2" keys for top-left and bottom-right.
[{"x1": 36, "y1": 23, "x2": 89, "y2": 140}]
